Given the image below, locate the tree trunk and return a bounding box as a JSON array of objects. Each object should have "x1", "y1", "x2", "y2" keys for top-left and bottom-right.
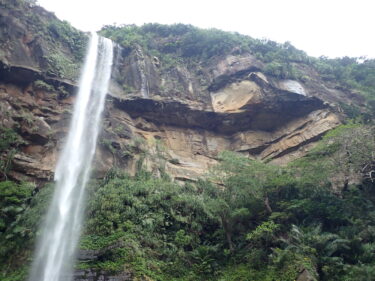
[
  {"x1": 264, "y1": 195, "x2": 272, "y2": 214},
  {"x1": 222, "y1": 217, "x2": 235, "y2": 253}
]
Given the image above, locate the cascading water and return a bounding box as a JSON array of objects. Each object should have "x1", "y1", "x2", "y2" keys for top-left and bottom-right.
[
  {"x1": 135, "y1": 47, "x2": 149, "y2": 98},
  {"x1": 28, "y1": 33, "x2": 113, "y2": 281}
]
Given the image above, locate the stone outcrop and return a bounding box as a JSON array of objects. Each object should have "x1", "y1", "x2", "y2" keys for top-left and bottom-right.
[
  {"x1": 74, "y1": 269, "x2": 132, "y2": 281},
  {"x1": 296, "y1": 269, "x2": 316, "y2": 281}
]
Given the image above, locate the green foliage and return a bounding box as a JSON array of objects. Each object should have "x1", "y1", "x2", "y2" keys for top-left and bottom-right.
[
  {"x1": 100, "y1": 23, "x2": 255, "y2": 63},
  {"x1": 1, "y1": 0, "x2": 87, "y2": 81},
  {"x1": 246, "y1": 221, "x2": 279, "y2": 245},
  {"x1": 47, "y1": 20, "x2": 86, "y2": 61},
  {"x1": 174, "y1": 229, "x2": 192, "y2": 247},
  {"x1": 80, "y1": 133, "x2": 375, "y2": 279},
  {"x1": 201, "y1": 153, "x2": 270, "y2": 252},
  {"x1": 179, "y1": 28, "x2": 250, "y2": 59},
  {"x1": 3, "y1": 124, "x2": 375, "y2": 280},
  {"x1": 0, "y1": 127, "x2": 23, "y2": 179},
  {"x1": 100, "y1": 23, "x2": 375, "y2": 116},
  {"x1": 100, "y1": 138, "x2": 117, "y2": 154},
  {"x1": 0, "y1": 181, "x2": 32, "y2": 233},
  {"x1": 57, "y1": 85, "x2": 70, "y2": 99},
  {"x1": 292, "y1": 124, "x2": 375, "y2": 190},
  {"x1": 264, "y1": 61, "x2": 301, "y2": 79},
  {"x1": 312, "y1": 57, "x2": 375, "y2": 112},
  {"x1": 0, "y1": 127, "x2": 21, "y2": 152},
  {"x1": 0, "y1": 0, "x2": 29, "y2": 8},
  {"x1": 218, "y1": 262, "x2": 300, "y2": 281},
  {"x1": 80, "y1": 231, "x2": 127, "y2": 250},
  {"x1": 44, "y1": 53, "x2": 80, "y2": 80},
  {"x1": 33, "y1": 80, "x2": 55, "y2": 92},
  {"x1": 100, "y1": 23, "x2": 312, "y2": 69},
  {"x1": 122, "y1": 84, "x2": 136, "y2": 93},
  {"x1": 42, "y1": 18, "x2": 87, "y2": 80},
  {"x1": 1, "y1": 266, "x2": 28, "y2": 281},
  {"x1": 252, "y1": 40, "x2": 309, "y2": 63},
  {"x1": 2, "y1": 3, "x2": 374, "y2": 281},
  {"x1": 0, "y1": 181, "x2": 53, "y2": 278},
  {"x1": 82, "y1": 174, "x2": 219, "y2": 279}
]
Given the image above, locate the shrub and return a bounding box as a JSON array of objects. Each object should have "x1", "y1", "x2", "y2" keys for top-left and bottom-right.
[{"x1": 33, "y1": 80, "x2": 55, "y2": 92}]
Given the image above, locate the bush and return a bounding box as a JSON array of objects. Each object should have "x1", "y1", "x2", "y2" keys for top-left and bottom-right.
[
  {"x1": 0, "y1": 182, "x2": 53, "y2": 278},
  {"x1": 44, "y1": 53, "x2": 79, "y2": 80},
  {"x1": 33, "y1": 80, "x2": 55, "y2": 92}
]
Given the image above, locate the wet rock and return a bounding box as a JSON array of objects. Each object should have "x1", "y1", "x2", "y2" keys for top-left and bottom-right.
[
  {"x1": 11, "y1": 152, "x2": 54, "y2": 181},
  {"x1": 296, "y1": 269, "x2": 315, "y2": 281},
  {"x1": 278, "y1": 79, "x2": 307, "y2": 96},
  {"x1": 77, "y1": 249, "x2": 99, "y2": 261},
  {"x1": 211, "y1": 80, "x2": 263, "y2": 112},
  {"x1": 74, "y1": 269, "x2": 133, "y2": 281}
]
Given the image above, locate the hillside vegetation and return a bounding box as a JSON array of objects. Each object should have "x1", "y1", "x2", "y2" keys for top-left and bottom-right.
[
  {"x1": 1, "y1": 1, "x2": 375, "y2": 280},
  {"x1": 1, "y1": 124, "x2": 375, "y2": 280}
]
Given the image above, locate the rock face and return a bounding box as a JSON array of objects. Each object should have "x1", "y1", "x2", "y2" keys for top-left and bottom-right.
[
  {"x1": 0, "y1": 0, "x2": 363, "y2": 184},
  {"x1": 74, "y1": 269, "x2": 132, "y2": 281},
  {"x1": 296, "y1": 269, "x2": 315, "y2": 281}
]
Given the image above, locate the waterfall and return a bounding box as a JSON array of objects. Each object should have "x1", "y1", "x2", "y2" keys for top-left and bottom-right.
[
  {"x1": 28, "y1": 33, "x2": 113, "y2": 281},
  {"x1": 135, "y1": 47, "x2": 149, "y2": 98}
]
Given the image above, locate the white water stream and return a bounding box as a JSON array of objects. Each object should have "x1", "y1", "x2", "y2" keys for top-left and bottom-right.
[{"x1": 28, "y1": 33, "x2": 113, "y2": 281}]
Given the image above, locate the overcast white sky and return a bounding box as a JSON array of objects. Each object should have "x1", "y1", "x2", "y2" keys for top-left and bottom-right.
[{"x1": 37, "y1": 0, "x2": 374, "y2": 58}]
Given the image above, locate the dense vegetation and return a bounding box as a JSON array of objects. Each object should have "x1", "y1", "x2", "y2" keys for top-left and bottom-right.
[
  {"x1": 75, "y1": 124, "x2": 375, "y2": 281},
  {"x1": 0, "y1": 181, "x2": 52, "y2": 281},
  {"x1": 1, "y1": 1, "x2": 375, "y2": 280},
  {"x1": 1, "y1": 124, "x2": 375, "y2": 280}
]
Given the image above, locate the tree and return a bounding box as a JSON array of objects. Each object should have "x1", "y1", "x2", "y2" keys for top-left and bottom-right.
[
  {"x1": 24, "y1": 0, "x2": 37, "y2": 5},
  {"x1": 321, "y1": 124, "x2": 375, "y2": 190},
  {"x1": 202, "y1": 152, "x2": 283, "y2": 252}
]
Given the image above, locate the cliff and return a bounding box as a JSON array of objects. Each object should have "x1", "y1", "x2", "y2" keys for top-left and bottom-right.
[
  {"x1": 2, "y1": 1, "x2": 375, "y2": 281},
  {"x1": 2, "y1": 1, "x2": 369, "y2": 184}
]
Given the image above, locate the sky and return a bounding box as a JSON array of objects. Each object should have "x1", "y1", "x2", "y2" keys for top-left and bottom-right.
[{"x1": 37, "y1": 0, "x2": 375, "y2": 59}]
